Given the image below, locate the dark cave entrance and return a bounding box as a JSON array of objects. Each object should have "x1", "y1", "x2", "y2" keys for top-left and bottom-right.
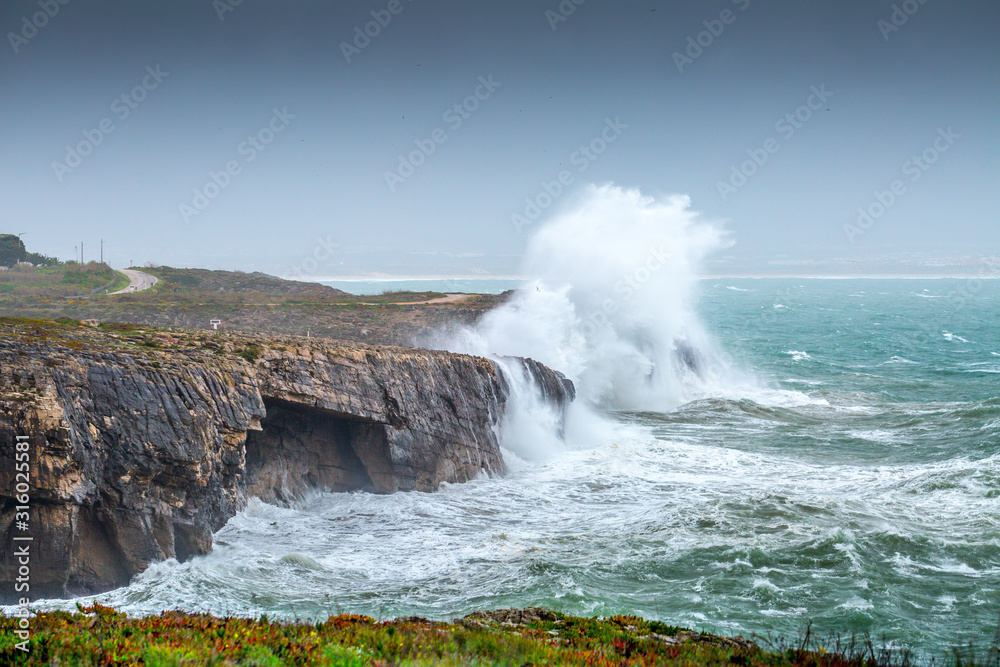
[{"x1": 244, "y1": 397, "x2": 396, "y2": 500}]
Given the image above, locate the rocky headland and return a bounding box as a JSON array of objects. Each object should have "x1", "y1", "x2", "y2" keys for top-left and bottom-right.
[{"x1": 0, "y1": 319, "x2": 574, "y2": 601}]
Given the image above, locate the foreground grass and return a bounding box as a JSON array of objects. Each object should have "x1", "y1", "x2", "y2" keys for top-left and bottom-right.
[{"x1": 4, "y1": 605, "x2": 993, "y2": 667}]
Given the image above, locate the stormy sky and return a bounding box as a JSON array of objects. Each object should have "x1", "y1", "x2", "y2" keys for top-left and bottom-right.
[{"x1": 2, "y1": 0, "x2": 997, "y2": 277}]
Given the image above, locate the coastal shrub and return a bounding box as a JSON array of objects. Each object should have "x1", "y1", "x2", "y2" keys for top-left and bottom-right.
[
  {"x1": 142, "y1": 645, "x2": 198, "y2": 667},
  {"x1": 241, "y1": 645, "x2": 285, "y2": 666},
  {"x1": 239, "y1": 344, "x2": 262, "y2": 363},
  {"x1": 322, "y1": 644, "x2": 368, "y2": 667}
]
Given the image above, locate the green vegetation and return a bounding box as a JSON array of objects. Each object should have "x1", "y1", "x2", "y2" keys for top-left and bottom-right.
[
  {"x1": 0, "y1": 261, "x2": 117, "y2": 298},
  {"x1": 60, "y1": 262, "x2": 117, "y2": 289},
  {"x1": 6, "y1": 605, "x2": 988, "y2": 667},
  {"x1": 239, "y1": 344, "x2": 262, "y2": 363}
]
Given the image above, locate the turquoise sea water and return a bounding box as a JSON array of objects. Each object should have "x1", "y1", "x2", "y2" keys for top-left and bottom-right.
[{"x1": 29, "y1": 278, "x2": 1000, "y2": 656}]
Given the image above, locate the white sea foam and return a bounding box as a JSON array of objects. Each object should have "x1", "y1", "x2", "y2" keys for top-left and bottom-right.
[
  {"x1": 839, "y1": 597, "x2": 874, "y2": 611},
  {"x1": 848, "y1": 429, "x2": 902, "y2": 444},
  {"x1": 452, "y1": 185, "x2": 737, "y2": 412},
  {"x1": 936, "y1": 595, "x2": 957, "y2": 610},
  {"x1": 881, "y1": 356, "x2": 918, "y2": 365},
  {"x1": 751, "y1": 578, "x2": 780, "y2": 591}
]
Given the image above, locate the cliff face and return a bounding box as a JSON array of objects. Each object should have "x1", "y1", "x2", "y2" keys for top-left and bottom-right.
[{"x1": 0, "y1": 328, "x2": 573, "y2": 601}]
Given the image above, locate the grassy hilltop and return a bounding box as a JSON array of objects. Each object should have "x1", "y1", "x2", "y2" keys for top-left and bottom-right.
[{"x1": 0, "y1": 265, "x2": 507, "y2": 347}]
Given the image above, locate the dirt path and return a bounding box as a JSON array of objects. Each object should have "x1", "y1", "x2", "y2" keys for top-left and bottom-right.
[{"x1": 374, "y1": 293, "x2": 473, "y2": 306}]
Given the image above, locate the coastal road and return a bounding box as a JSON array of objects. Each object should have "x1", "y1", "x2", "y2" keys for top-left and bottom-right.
[{"x1": 110, "y1": 269, "x2": 159, "y2": 294}]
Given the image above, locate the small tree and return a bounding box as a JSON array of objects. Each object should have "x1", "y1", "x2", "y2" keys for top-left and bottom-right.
[{"x1": 0, "y1": 234, "x2": 26, "y2": 267}]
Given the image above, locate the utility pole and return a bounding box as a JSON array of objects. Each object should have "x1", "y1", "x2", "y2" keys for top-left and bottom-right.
[
  {"x1": 100, "y1": 239, "x2": 104, "y2": 264},
  {"x1": 80, "y1": 242, "x2": 84, "y2": 264}
]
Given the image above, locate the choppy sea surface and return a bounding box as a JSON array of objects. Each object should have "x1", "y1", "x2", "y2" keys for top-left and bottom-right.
[{"x1": 30, "y1": 278, "x2": 1000, "y2": 655}]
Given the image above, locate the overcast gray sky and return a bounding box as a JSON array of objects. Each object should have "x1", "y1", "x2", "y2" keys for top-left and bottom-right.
[{"x1": 2, "y1": 0, "x2": 997, "y2": 276}]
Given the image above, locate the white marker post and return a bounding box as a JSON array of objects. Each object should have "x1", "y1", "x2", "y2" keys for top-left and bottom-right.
[{"x1": 210, "y1": 319, "x2": 222, "y2": 331}]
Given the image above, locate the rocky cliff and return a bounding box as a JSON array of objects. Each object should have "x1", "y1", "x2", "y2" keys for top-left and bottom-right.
[{"x1": 0, "y1": 321, "x2": 574, "y2": 601}]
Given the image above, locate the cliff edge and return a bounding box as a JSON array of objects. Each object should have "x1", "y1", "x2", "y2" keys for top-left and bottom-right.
[{"x1": 0, "y1": 320, "x2": 574, "y2": 601}]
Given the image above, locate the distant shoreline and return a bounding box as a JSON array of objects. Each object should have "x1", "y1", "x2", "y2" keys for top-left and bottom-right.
[{"x1": 297, "y1": 274, "x2": 999, "y2": 282}]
